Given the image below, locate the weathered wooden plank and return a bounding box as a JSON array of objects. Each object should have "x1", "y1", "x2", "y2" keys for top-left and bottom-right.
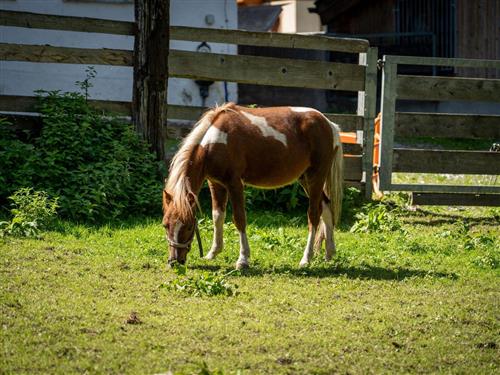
[
  {"x1": 379, "y1": 59, "x2": 397, "y2": 190},
  {"x1": 393, "y1": 148, "x2": 500, "y2": 175},
  {"x1": 385, "y1": 54, "x2": 500, "y2": 69},
  {"x1": 170, "y1": 50, "x2": 365, "y2": 91},
  {"x1": 391, "y1": 183, "x2": 500, "y2": 194},
  {"x1": 0, "y1": 9, "x2": 135, "y2": 35},
  {"x1": 0, "y1": 44, "x2": 364, "y2": 91},
  {"x1": 395, "y1": 112, "x2": 500, "y2": 139},
  {"x1": 411, "y1": 192, "x2": 500, "y2": 206},
  {"x1": 0, "y1": 43, "x2": 133, "y2": 66},
  {"x1": 0, "y1": 10, "x2": 369, "y2": 53},
  {"x1": 397, "y1": 75, "x2": 500, "y2": 102},
  {"x1": 171, "y1": 26, "x2": 369, "y2": 53}
]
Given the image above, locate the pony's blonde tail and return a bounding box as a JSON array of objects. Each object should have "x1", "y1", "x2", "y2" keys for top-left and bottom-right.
[{"x1": 325, "y1": 121, "x2": 344, "y2": 226}]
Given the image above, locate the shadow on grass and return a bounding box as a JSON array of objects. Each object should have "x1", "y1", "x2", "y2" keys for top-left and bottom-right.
[
  {"x1": 190, "y1": 263, "x2": 458, "y2": 281},
  {"x1": 404, "y1": 208, "x2": 499, "y2": 227}
]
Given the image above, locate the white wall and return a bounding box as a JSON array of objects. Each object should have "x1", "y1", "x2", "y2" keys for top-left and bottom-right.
[{"x1": 0, "y1": 0, "x2": 237, "y2": 108}]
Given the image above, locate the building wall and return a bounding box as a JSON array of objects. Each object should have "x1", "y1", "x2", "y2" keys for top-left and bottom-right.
[
  {"x1": 0, "y1": 0, "x2": 238, "y2": 108},
  {"x1": 456, "y1": 0, "x2": 500, "y2": 78},
  {"x1": 270, "y1": 0, "x2": 322, "y2": 33}
]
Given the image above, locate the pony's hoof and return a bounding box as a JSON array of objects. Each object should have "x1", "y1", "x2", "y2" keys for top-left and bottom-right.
[
  {"x1": 299, "y1": 259, "x2": 310, "y2": 268},
  {"x1": 204, "y1": 252, "x2": 217, "y2": 260},
  {"x1": 235, "y1": 260, "x2": 249, "y2": 270}
]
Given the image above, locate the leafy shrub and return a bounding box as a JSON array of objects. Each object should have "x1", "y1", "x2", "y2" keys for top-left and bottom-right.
[
  {"x1": 164, "y1": 265, "x2": 238, "y2": 297},
  {"x1": 0, "y1": 188, "x2": 58, "y2": 237},
  {"x1": 0, "y1": 83, "x2": 161, "y2": 222}
]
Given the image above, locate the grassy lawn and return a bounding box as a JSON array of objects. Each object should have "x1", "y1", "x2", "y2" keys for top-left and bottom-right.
[{"x1": 1, "y1": 203, "x2": 499, "y2": 374}]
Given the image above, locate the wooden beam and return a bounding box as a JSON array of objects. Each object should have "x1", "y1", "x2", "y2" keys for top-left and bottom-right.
[
  {"x1": 170, "y1": 50, "x2": 365, "y2": 92},
  {"x1": 385, "y1": 55, "x2": 500, "y2": 69},
  {"x1": 412, "y1": 192, "x2": 500, "y2": 206},
  {"x1": 397, "y1": 75, "x2": 500, "y2": 102},
  {"x1": 395, "y1": 112, "x2": 500, "y2": 139},
  {"x1": 170, "y1": 26, "x2": 369, "y2": 53},
  {"x1": 379, "y1": 59, "x2": 397, "y2": 190},
  {"x1": 0, "y1": 44, "x2": 364, "y2": 91},
  {"x1": 393, "y1": 148, "x2": 500, "y2": 175},
  {"x1": 0, "y1": 10, "x2": 369, "y2": 53},
  {"x1": 0, "y1": 9, "x2": 135, "y2": 35},
  {"x1": 0, "y1": 43, "x2": 133, "y2": 66}
]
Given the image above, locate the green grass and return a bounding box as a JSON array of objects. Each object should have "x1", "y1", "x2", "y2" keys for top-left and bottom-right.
[{"x1": 1, "y1": 205, "x2": 499, "y2": 374}]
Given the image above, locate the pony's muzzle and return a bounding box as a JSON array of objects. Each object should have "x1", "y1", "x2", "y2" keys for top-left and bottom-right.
[{"x1": 168, "y1": 246, "x2": 188, "y2": 266}]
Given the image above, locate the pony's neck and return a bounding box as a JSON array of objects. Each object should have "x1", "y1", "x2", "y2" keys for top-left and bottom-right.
[{"x1": 184, "y1": 146, "x2": 206, "y2": 195}]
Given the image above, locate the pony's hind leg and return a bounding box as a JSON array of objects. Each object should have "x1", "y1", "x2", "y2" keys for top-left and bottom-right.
[
  {"x1": 227, "y1": 178, "x2": 250, "y2": 269},
  {"x1": 299, "y1": 177, "x2": 324, "y2": 267},
  {"x1": 320, "y1": 199, "x2": 336, "y2": 260},
  {"x1": 205, "y1": 181, "x2": 228, "y2": 260}
]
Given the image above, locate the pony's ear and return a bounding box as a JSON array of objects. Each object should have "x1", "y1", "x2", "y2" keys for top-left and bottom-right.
[{"x1": 162, "y1": 189, "x2": 172, "y2": 207}]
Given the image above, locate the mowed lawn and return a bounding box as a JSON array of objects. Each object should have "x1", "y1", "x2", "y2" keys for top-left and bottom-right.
[{"x1": 1, "y1": 206, "x2": 499, "y2": 374}]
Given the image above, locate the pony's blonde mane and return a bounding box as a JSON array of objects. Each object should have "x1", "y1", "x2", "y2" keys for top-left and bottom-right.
[{"x1": 165, "y1": 103, "x2": 234, "y2": 220}]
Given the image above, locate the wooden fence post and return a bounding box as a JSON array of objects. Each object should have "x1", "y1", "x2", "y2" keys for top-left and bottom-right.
[{"x1": 132, "y1": 0, "x2": 169, "y2": 162}]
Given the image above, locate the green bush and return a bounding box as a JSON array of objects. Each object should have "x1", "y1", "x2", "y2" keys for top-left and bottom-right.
[
  {"x1": 0, "y1": 188, "x2": 58, "y2": 238},
  {"x1": 0, "y1": 89, "x2": 161, "y2": 222}
]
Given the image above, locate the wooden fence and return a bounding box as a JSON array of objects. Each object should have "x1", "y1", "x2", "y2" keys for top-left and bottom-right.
[
  {"x1": 0, "y1": 9, "x2": 378, "y2": 197},
  {"x1": 379, "y1": 55, "x2": 500, "y2": 206}
]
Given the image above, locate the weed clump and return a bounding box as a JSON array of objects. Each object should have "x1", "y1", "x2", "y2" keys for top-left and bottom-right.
[
  {"x1": 350, "y1": 202, "x2": 403, "y2": 233},
  {"x1": 164, "y1": 265, "x2": 239, "y2": 297}
]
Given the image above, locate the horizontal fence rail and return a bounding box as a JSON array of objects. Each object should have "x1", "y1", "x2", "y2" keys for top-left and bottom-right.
[
  {"x1": 395, "y1": 112, "x2": 500, "y2": 139},
  {"x1": 379, "y1": 54, "x2": 500, "y2": 205},
  {"x1": 0, "y1": 45, "x2": 365, "y2": 92},
  {"x1": 393, "y1": 149, "x2": 500, "y2": 175},
  {"x1": 0, "y1": 10, "x2": 368, "y2": 53},
  {"x1": 397, "y1": 75, "x2": 500, "y2": 102}
]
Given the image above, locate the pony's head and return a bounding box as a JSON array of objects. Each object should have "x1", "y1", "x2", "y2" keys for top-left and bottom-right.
[{"x1": 162, "y1": 189, "x2": 197, "y2": 265}]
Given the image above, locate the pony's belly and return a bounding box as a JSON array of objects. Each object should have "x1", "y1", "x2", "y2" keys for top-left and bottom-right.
[{"x1": 242, "y1": 160, "x2": 308, "y2": 189}]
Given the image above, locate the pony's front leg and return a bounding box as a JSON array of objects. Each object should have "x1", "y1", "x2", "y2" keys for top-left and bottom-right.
[
  {"x1": 205, "y1": 181, "x2": 228, "y2": 260},
  {"x1": 228, "y1": 179, "x2": 250, "y2": 269}
]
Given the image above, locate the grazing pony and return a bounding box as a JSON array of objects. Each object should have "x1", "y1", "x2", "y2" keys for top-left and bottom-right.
[{"x1": 162, "y1": 103, "x2": 343, "y2": 269}]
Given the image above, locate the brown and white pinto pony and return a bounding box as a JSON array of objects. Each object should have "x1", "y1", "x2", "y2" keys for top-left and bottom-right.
[{"x1": 162, "y1": 103, "x2": 343, "y2": 269}]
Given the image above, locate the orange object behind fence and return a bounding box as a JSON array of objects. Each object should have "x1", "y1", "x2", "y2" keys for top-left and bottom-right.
[{"x1": 339, "y1": 112, "x2": 382, "y2": 198}]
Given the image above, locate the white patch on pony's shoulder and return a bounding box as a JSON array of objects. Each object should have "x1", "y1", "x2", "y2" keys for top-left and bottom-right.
[
  {"x1": 240, "y1": 111, "x2": 287, "y2": 146},
  {"x1": 289, "y1": 106, "x2": 319, "y2": 113},
  {"x1": 200, "y1": 126, "x2": 228, "y2": 147}
]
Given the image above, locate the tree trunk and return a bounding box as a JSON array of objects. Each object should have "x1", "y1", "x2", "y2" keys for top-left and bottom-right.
[{"x1": 133, "y1": 0, "x2": 169, "y2": 162}]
